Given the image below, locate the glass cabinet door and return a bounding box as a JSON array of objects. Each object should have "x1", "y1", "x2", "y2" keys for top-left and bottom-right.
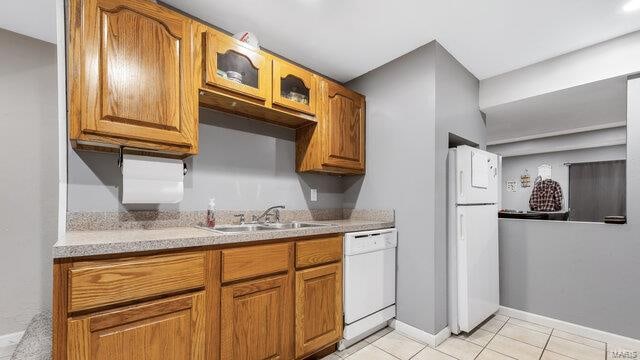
[
  {"x1": 204, "y1": 31, "x2": 270, "y2": 101},
  {"x1": 272, "y1": 59, "x2": 317, "y2": 116}
]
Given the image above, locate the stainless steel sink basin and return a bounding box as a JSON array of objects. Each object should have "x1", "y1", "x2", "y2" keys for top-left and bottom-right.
[
  {"x1": 209, "y1": 224, "x2": 267, "y2": 233},
  {"x1": 262, "y1": 222, "x2": 328, "y2": 229},
  {"x1": 200, "y1": 222, "x2": 333, "y2": 234}
]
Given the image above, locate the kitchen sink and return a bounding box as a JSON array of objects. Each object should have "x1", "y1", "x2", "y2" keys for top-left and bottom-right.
[
  {"x1": 200, "y1": 222, "x2": 334, "y2": 234},
  {"x1": 211, "y1": 224, "x2": 267, "y2": 233},
  {"x1": 262, "y1": 222, "x2": 328, "y2": 230}
]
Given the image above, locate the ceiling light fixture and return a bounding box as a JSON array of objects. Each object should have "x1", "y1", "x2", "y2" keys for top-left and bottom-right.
[{"x1": 623, "y1": 0, "x2": 640, "y2": 12}]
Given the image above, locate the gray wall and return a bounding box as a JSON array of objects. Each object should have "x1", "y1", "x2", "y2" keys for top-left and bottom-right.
[
  {"x1": 345, "y1": 42, "x2": 437, "y2": 334},
  {"x1": 345, "y1": 41, "x2": 485, "y2": 335},
  {"x1": 500, "y1": 145, "x2": 626, "y2": 211},
  {"x1": 499, "y1": 76, "x2": 640, "y2": 339},
  {"x1": 433, "y1": 44, "x2": 487, "y2": 332},
  {"x1": 0, "y1": 29, "x2": 58, "y2": 334},
  {"x1": 68, "y1": 108, "x2": 345, "y2": 212}
]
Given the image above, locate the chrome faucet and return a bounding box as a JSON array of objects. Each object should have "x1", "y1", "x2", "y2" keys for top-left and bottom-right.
[
  {"x1": 234, "y1": 214, "x2": 246, "y2": 225},
  {"x1": 252, "y1": 205, "x2": 285, "y2": 224}
]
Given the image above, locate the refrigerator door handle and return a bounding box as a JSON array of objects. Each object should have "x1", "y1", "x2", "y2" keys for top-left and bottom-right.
[
  {"x1": 459, "y1": 171, "x2": 464, "y2": 200},
  {"x1": 459, "y1": 213, "x2": 465, "y2": 241}
]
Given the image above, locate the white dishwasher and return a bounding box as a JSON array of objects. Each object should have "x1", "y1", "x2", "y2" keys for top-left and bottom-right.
[{"x1": 340, "y1": 228, "x2": 397, "y2": 350}]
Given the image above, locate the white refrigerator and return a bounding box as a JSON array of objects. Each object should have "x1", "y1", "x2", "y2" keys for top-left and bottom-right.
[{"x1": 447, "y1": 145, "x2": 500, "y2": 334}]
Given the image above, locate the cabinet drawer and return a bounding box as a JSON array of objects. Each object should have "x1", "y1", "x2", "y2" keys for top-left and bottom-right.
[
  {"x1": 68, "y1": 252, "x2": 206, "y2": 312},
  {"x1": 221, "y1": 243, "x2": 291, "y2": 283},
  {"x1": 296, "y1": 235, "x2": 343, "y2": 268}
]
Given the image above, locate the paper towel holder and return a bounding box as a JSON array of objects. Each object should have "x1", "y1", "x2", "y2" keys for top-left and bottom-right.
[{"x1": 117, "y1": 147, "x2": 188, "y2": 176}]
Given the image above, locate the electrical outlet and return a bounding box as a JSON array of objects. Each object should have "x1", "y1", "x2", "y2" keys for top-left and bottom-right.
[{"x1": 310, "y1": 188, "x2": 318, "y2": 202}]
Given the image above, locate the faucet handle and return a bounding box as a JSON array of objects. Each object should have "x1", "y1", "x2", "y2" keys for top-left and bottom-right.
[{"x1": 234, "y1": 214, "x2": 245, "y2": 225}]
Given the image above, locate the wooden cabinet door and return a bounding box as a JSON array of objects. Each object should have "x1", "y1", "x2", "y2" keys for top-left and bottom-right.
[
  {"x1": 321, "y1": 81, "x2": 366, "y2": 172},
  {"x1": 221, "y1": 275, "x2": 292, "y2": 360},
  {"x1": 68, "y1": 0, "x2": 198, "y2": 153},
  {"x1": 272, "y1": 59, "x2": 317, "y2": 116},
  {"x1": 295, "y1": 263, "x2": 343, "y2": 358},
  {"x1": 67, "y1": 292, "x2": 206, "y2": 360},
  {"x1": 204, "y1": 31, "x2": 271, "y2": 102}
]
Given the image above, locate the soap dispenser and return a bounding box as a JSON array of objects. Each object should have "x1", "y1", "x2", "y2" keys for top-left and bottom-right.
[{"x1": 207, "y1": 197, "x2": 216, "y2": 228}]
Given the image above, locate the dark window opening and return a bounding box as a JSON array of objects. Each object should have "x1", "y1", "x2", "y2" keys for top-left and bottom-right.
[{"x1": 568, "y1": 160, "x2": 626, "y2": 222}]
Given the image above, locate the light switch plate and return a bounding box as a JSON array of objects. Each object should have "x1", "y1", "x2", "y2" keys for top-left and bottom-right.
[{"x1": 310, "y1": 189, "x2": 318, "y2": 202}]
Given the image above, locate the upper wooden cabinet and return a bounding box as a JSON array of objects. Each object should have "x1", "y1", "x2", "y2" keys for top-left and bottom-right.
[
  {"x1": 67, "y1": 292, "x2": 206, "y2": 360},
  {"x1": 296, "y1": 80, "x2": 366, "y2": 175},
  {"x1": 68, "y1": 0, "x2": 198, "y2": 156},
  {"x1": 196, "y1": 27, "x2": 317, "y2": 129},
  {"x1": 67, "y1": 0, "x2": 365, "y2": 172},
  {"x1": 203, "y1": 31, "x2": 271, "y2": 103},
  {"x1": 272, "y1": 59, "x2": 317, "y2": 116}
]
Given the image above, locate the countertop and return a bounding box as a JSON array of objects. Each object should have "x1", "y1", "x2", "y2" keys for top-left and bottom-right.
[{"x1": 54, "y1": 219, "x2": 395, "y2": 259}]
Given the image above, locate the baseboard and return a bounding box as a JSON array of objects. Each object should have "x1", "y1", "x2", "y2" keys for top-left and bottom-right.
[
  {"x1": 389, "y1": 319, "x2": 451, "y2": 347},
  {"x1": 0, "y1": 331, "x2": 24, "y2": 357},
  {"x1": 498, "y1": 306, "x2": 640, "y2": 350}
]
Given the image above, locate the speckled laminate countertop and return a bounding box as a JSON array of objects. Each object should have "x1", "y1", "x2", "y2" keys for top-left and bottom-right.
[{"x1": 54, "y1": 219, "x2": 395, "y2": 259}]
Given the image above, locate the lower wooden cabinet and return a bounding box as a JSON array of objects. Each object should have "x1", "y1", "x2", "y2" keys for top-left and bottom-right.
[
  {"x1": 294, "y1": 263, "x2": 343, "y2": 358},
  {"x1": 220, "y1": 274, "x2": 293, "y2": 360},
  {"x1": 55, "y1": 236, "x2": 344, "y2": 360},
  {"x1": 67, "y1": 292, "x2": 206, "y2": 360}
]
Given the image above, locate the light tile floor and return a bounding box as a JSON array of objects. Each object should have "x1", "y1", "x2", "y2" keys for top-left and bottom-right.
[{"x1": 325, "y1": 314, "x2": 638, "y2": 360}]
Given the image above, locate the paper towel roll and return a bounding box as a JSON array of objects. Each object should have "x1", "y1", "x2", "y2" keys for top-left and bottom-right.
[{"x1": 121, "y1": 154, "x2": 184, "y2": 204}]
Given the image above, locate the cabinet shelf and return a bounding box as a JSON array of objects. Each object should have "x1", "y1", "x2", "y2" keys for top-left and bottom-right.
[{"x1": 198, "y1": 88, "x2": 317, "y2": 129}]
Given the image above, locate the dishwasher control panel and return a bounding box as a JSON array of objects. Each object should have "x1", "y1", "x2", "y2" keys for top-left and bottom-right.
[{"x1": 344, "y1": 228, "x2": 397, "y2": 256}]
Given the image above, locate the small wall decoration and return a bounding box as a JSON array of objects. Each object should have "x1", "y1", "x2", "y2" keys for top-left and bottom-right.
[
  {"x1": 506, "y1": 180, "x2": 517, "y2": 192},
  {"x1": 520, "y1": 169, "x2": 531, "y2": 188}
]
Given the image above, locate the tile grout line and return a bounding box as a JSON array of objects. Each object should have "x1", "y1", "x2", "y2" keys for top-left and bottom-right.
[
  {"x1": 505, "y1": 317, "x2": 607, "y2": 358},
  {"x1": 366, "y1": 330, "x2": 422, "y2": 360},
  {"x1": 473, "y1": 318, "x2": 518, "y2": 360},
  {"x1": 538, "y1": 327, "x2": 553, "y2": 360},
  {"x1": 550, "y1": 328, "x2": 608, "y2": 351},
  {"x1": 544, "y1": 349, "x2": 582, "y2": 360},
  {"x1": 506, "y1": 319, "x2": 553, "y2": 336},
  {"x1": 368, "y1": 340, "x2": 414, "y2": 360},
  {"x1": 415, "y1": 345, "x2": 464, "y2": 360},
  {"x1": 494, "y1": 331, "x2": 550, "y2": 351}
]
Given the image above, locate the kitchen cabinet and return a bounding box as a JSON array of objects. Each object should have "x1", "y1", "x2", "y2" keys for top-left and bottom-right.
[
  {"x1": 203, "y1": 30, "x2": 271, "y2": 104},
  {"x1": 221, "y1": 275, "x2": 293, "y2": 360},
  {"x1": 67, "y1": 252, "x2": 206, "y2": 312},
  {"x1": 295, "y1": 263, "x2": 343, "y2": 358},
  {"x1": 196, "y1": 26, "x2": 317, "y2": 129},
  {"x1": 296, "y1": 80, "x2": 366, "y2": 174},
  {"x1": 67, "y1": 292, "x2": 206, "y2": 360},
  {"x1": 67, "y1": 0, "x2": 366, "y2": 168},
  {"x1": 272, "y1": 59, "x2": 318, "y2": 116},
  {"x1": 68, "y1": 0, "x2": 199, "y2": 156},
  {"x1": 54, "y1": 235, "x2": 343, "y2": 360}
]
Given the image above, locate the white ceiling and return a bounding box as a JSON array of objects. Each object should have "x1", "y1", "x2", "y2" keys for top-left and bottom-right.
[
  {"x1": 0, "y1": 1, "x2": 57, "y2": 44},
  {"x1": 484, "y1": 77, "x2": 628, "y2": 143},
  {"x1": 163, "y1": 0, "x2": 640, "y2": 81},
  {"x1": 2, "y1": 0, "x2": 640, "y2": 81}
]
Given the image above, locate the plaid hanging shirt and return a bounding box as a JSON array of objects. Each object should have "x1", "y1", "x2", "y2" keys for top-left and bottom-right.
[{"x1": 529, "y1": 179, "x2": 563, "y2": 211}]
